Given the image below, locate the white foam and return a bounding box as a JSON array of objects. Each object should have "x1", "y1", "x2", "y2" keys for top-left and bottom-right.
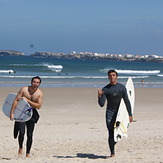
[
  {"x1": 0, "y1": 70, "x2": 15, "y2": 74},
  {"x1": 100, "y1": 68, "x2": 160, "y2": 75},
  {"x1": 157, "y1": 74, "x2": 163, "y2": 77},
  {"x1": 47, "y1": 65, "x2": 63, "y2": 68},
  {"x1": 116, "y1": 70, "x2": 160, "y2": 74},
  {"x1": 10, "y1": 63, "x2": 64, "y2": 72},
  {"x1": 42, "y1": 63, "x2": 63, "y2": 72}
]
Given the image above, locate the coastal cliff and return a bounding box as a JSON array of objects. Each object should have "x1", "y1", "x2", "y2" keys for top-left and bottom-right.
[{"x1": 0, "y1": 50, "x2": 25, "y2": 56}]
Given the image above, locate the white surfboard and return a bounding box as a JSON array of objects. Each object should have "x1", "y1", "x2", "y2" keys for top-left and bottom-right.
[
  {"x1": 2, "y1": 93, "x2": 33, "y2": 122},
  {"x1": 114, "y1": 77, "x2": 135, "y2": 142}
]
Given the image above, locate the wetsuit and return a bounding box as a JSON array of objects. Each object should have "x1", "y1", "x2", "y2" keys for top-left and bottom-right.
[
  {"x1": 14, "y1": 108, "x2": 39, "y2": 155},
  {"x1": 98, "y1": 83, "x2": 132, "y2": 155}
]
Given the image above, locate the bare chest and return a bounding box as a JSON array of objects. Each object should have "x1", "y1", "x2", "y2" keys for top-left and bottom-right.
[{"x1": 24, "y1": 92, "x2": 40, "y2": 102}]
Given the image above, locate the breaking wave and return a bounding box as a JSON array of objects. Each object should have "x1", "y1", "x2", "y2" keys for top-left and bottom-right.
[
  {"x1": 0, "y1": 70, "x2": 15, "y2": 74},
  {"x1": 100, "y1": 68, "x2": 160, "y2": 75},
  {"x1": 10, "y1": 63, "x2": 63, "y2": 72}
]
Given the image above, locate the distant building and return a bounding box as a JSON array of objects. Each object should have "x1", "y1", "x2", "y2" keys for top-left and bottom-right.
[
  {"x1": 125, "y1": 54, "x2": 133, "y2": 58},
  {"x1": 70, "y1": 51, "x2": 77, "y2": 55}
]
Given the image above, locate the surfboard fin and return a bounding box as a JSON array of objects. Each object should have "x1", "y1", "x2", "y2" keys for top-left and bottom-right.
[
  {"x1": 116, "y1": 121, "x2": 121, "y2": 127},
  {"x1": 117, "y1": 134, "x2": 122, "y2": 140},
  {"x1": 129, "y1": 90, "x2": 132, "y2": 95},
  {"x1": 25, "y1": 107, "x2": 33, "y2": 116}
]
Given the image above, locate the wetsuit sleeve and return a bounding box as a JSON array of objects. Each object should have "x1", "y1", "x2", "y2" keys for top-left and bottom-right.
[
  {"x1": 98, "y1": 88, "x2": 106, "y2": 107},
  {"x1": 122, "y1": 86, "x2": 132, "y2": 116}
]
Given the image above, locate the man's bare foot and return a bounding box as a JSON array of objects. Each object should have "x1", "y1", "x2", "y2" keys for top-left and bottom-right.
[
  {"x1": 26, "y1": 154, "x2": 30, "y2": 158},
  {"x1": 110, "y1": 154, "x2": 115, "y2": 158},
  {"x1": 18, "y1": 148, "x2": 23, "y2": 157},
  {"x1": 105, "y1": 154, "x2": 115, "y2": 159}
]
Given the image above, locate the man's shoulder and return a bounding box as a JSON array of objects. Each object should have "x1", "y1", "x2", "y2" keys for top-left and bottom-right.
[
  {"x1": 37, "y1": 88, "x2": 43, "y2": 96},
  {"x1": 117, "y1": 83, "x2": 126, "y2": 91},
  {"x1": 103, "y1": 84, "x2": 111, "y2": 88},
  {"x1": 20, "y1": 86, "x2": 28, "y2": 91},
  {"x1": 102, "y1": 84, "x2": 111, "y2": 91},
  {"x1": 117, "y1": 82, "x2": 125, "y2": 87},
  {"x1": 39, "y1": 88, "x2": 43, "y2": 94}
]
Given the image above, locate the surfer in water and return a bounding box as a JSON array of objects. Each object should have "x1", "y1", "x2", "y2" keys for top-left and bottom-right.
[
  {"x1": 97, "y1": 70, "x2": 133, "y2": 158},
  {"x1": 10, "y1": 76, "x2": 43, "y2": 158}
]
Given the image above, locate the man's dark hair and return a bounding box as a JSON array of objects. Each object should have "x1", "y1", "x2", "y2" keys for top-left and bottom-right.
[
  {"x1": 108, "y1": 70, "x2": 118, "y2": 76},
  {"x1": 31, "y1": 76, "x2": 42, "y2": 83}
]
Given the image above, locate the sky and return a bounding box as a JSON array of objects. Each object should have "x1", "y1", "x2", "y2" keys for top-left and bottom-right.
[{"x1": 0, "y1": 0, "x2": 163, "y2": 55}]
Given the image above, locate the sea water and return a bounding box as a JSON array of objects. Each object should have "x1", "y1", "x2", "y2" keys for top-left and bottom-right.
[{"x1": 0, "y1": 55, "x2": 163, "y2": 88}]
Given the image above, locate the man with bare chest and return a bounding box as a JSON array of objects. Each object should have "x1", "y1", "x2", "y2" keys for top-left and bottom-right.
[{"x1": 10, "y1": 76, "x2": 43, "y2": 158}]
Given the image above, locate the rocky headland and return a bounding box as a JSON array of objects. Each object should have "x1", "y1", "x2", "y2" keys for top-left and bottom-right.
[
  {"x1": 0, "y1": 50, "x2": 25, "y2": 56},
  {"x1": 1, "y1": 50, "x2": 163, "y2": 63}
]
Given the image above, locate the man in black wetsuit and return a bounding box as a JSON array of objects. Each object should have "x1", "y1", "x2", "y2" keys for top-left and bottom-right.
[
  {"x1": 10, "y1": 76, "x2": 43, "y2": 158},
  {"x1": 98, "y1": 70, "x2": 133, "y2": 158}
]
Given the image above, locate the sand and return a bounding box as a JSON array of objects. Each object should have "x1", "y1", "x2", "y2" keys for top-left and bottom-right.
[{"x1": 0, "y1": 87, "x2": 163, "y2": 163}]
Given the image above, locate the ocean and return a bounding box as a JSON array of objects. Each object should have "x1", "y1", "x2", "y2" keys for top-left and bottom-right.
[{"x1": 0, "y1": 55, "x2": 163, "y2": 88}]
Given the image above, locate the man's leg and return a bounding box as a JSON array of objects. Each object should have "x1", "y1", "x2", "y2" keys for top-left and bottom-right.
[
  {"x1": 17, "y1": 122, "x2": 25, "y2": 156},
  {"x1": 108, "y1": 111, "x2": 117, "y2": 157},
  {"x1": 26, "y1": 121, "x2": 35, "y2": 157},
  {"x1": 106, "y1": 109, "x2": 117, "y2": 157},
  {"x1": 108, "y1": 129, "x2": 116, "y2": 157}
]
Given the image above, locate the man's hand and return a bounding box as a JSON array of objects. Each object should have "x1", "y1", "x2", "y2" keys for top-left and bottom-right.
[
  {"x1": 21, "y1": 96, "x2": 28, "y2": 102},
  {"x1": 10, "y1": 112, "x2": 14, "y2": 121},
  {"x1": 129, "y1": 116, "x2": 133, "y2": 123},
  {"x1": 97, "y1": 88, "x2": 104, "y2": 97}
]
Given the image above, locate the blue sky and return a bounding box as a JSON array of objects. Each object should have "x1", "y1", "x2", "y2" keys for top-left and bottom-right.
[{"x1": 0, "y1": 0, "x2": 163, "y2": 55}]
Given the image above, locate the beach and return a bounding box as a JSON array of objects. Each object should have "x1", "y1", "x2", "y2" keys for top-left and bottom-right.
[{"x1": 0, "y1": 87, "x2": 163, "y2": 163}]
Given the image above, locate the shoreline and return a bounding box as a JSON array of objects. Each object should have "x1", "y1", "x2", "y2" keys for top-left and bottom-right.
[{"x1": 0, "y1": 82, "x2": 163, "y2": 88}]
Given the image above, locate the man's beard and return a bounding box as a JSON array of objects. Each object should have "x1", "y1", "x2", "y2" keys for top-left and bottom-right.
[{"x1": 33, "y1": 85, "x2": 39, "y2": 89}]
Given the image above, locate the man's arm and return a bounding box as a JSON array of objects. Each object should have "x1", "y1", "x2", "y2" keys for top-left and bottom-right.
[
  {"x1": 122, "y1": 86, "x2": 133, "y2": 123},
  {"x1": 10, "y1": 87, "x2": 24, "y2": 120},
  {"x1": 23, "y1": 91, "x2": 43, "y2": 109},
  {"x1": 98, "y1": 88, "x2": 106, "y2": 107}
]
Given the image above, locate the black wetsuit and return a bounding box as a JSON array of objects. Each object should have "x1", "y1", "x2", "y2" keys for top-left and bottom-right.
[
  {"x1": 14, "y1": 108, "x2": 39, "y2": 154},
  {"x1": 98, "y1": 83, "x2": 132, "y2": 155}
]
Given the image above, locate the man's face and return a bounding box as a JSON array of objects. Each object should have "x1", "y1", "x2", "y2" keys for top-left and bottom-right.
[
  {"x1": 108, "y1": 72, "x2": 118, "y2": 83},
  {"x1": 31, "y1": 79, "x2": 41, "y2": 89}
]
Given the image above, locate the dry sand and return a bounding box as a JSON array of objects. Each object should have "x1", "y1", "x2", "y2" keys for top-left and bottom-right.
[{"x1": 0, "y1": 87, "x2": 163, "y2": 163}]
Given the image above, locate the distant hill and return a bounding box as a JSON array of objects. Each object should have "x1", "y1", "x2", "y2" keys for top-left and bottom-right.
[
  {"x1": 30, "y1": 51, "x2": 163, "y2": 63},
  {"x1": 0, "y1": 50, "x2": 25, "y2": 56},
  {"x1": 1, "y1": 50, "x2": 163, "y2": 63}
]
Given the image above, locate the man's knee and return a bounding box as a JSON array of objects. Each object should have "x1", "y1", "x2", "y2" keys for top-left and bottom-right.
[
  {"x1": 19, "y1": 130, "x2": 25, "y2": 136},
  {"x1": 27, "y1": 132, "x2": 33, "y2": 139}
]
